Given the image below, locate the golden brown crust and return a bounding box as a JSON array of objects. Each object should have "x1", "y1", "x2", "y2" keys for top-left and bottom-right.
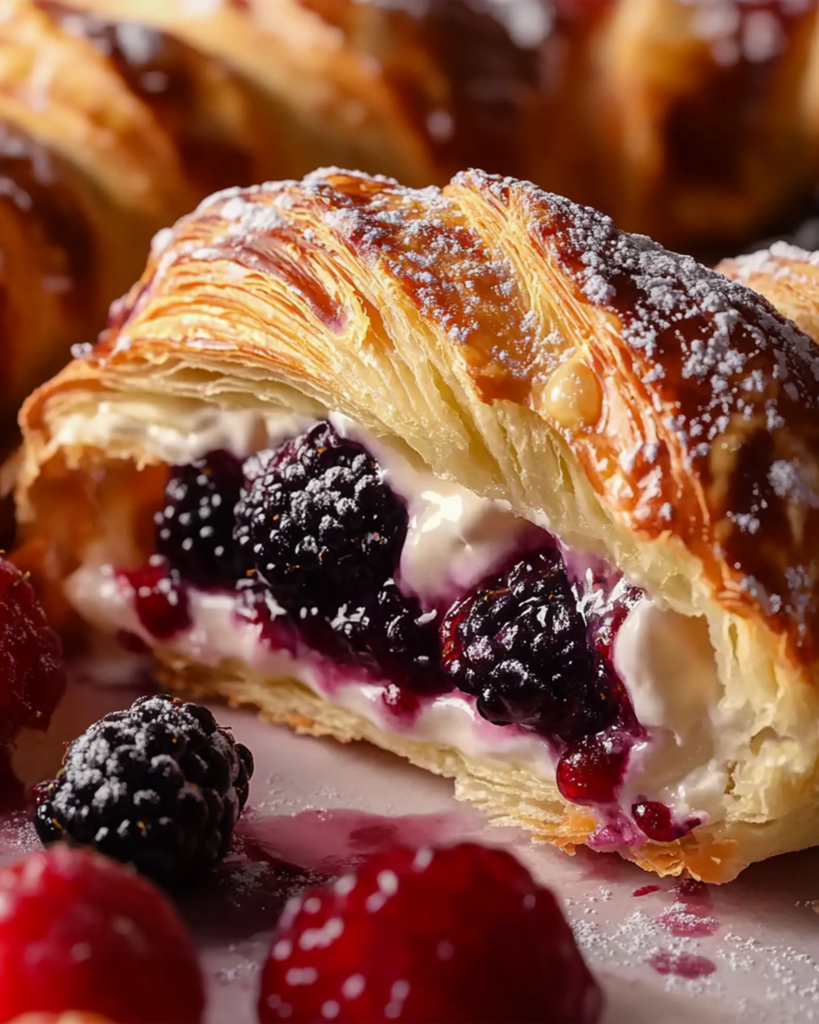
[
  {"x1": 20, "y1": 168, "x2": 819, "y2": 673},
  {"x1": 0, "y1": 0, "x2": 196, "y2": 416},
  {"x1": 718, "y1": 243, "x2": 819, "y2": 347}
]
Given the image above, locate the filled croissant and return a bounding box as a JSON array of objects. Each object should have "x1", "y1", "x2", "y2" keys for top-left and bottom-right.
[
  {"x1": 52, "y1": 0, "x2": 819, "y2": 251},
  {"x1": 15, "y1": 168, "x2": 819, "y2": 883}
]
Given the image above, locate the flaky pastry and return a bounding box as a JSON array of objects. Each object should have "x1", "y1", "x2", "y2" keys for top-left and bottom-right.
[{"x1": 15, "y1": 168, "x2": 819, "y2": 882}]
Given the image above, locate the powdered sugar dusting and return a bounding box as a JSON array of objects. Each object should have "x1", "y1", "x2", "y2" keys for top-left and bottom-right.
[
  {"x1": 726, "y1": 242, "x2": 819, "y2": 285},
  {"x1": 463, "y1": 169, "x2": 819, "y2": 651},
  {"x1": 301, "y1": 168, "x2": 550, "y2": 400}
]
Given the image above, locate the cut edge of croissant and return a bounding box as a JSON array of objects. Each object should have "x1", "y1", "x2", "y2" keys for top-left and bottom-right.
[
  {"x1": 14, "y1": 167, "x2": 819, "y2": 883},
  {"x1": 156, "y1": 649, "x2": 814, "y2": 885}
]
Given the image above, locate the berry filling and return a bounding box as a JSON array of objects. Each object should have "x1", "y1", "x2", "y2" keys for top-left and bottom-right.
[
  {"x1": 117, "y1": 559, "x2": 191, "y2": 640},
  {"x1": 440, "y1": 547, "x2": 607, "y2": 740},
  {"x1": 106, "y1": 419, "x2": 701, "y2": 843},
  {"x1": 632, "y1": 798, "x2": 702, "y2": 844},
  {"x1": 234, "y1": 421, "x2": 408, "y2": 606}
]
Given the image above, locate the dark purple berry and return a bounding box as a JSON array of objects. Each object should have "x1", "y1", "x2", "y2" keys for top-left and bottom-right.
[
  {"x1": 155, "y1": 449, "x2": 244, "y2": 587},
  {"x1": 440, "y1": 548, "x2": 612, "y2": 740},
  {"x1": 332, "y1": 579, "x2": 450, "y2": 694},
  {"x1": 233, "y1": 422, "x2": 407, "y2": 609},
  {"x1": 34, "y1": 694, "x2": 254, "y2": 887}
]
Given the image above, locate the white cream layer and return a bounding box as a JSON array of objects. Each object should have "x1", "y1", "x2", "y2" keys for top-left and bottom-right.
[{"x1": 59, "y1": 402, "x2": 732, "y2": 833}]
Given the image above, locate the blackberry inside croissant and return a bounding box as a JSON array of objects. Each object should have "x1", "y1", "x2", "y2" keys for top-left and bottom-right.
[{"x1": 15, "y1": 168, "x2": 819, "y2": 883}]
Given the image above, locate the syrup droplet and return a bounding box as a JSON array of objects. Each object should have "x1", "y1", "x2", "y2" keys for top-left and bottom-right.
[{"x1": 649, "y1": 951, "x2": 716, "y2": 979}]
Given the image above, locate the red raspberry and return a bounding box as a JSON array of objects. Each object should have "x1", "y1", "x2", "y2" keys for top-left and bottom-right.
[
  {"x1": 556, "y1": 735, "x2": 629, "y2": 805},
  {"x1": 0, "y1": 846, "x2": 204, "y2": 1023},
  {"x1": 0, "y1": 557, "x2": 66, "y2": 744},
  {"x1": 258, "y1": 842, "x2": 601, "y2": 1024}
]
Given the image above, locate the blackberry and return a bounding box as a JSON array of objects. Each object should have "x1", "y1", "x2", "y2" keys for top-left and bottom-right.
[
  {"x1": 233, "y1": 422, "x2": 407, "y2": 609},
  {"x1": 440, "y1": 548, "x2": 612, "y2": 740},
  {"x1": 331, "y1": 579, "x2": 449, "y2": 694},
  {"x1": 155, "y1": 449, "x2": 244, "y2": 587},
  {"x1": 34, "y1": 694, "x2": 254, "y2": 888}
]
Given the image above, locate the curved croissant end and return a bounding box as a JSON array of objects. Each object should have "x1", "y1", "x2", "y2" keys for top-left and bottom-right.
[
  {"x1": 718, "y1": 243, "x2": 819, "y2": 348},
  {"x1": 53, "y1": 0, "x2": 819, "y2": 250},
  {"x1": 15, "y1": 168, "x2": 819, "y2": 882}
]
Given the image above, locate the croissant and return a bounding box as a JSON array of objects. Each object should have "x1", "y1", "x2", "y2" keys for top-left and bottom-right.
[
  {"x1": 15, "y1": 167, "x2": 819, "y2": 884},
  {"x1": 51, "y1": 0, "x2": 819, "y2": 252}
]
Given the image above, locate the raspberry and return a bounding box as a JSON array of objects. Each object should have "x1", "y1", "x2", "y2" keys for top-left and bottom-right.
[
  {"x1": 631, "y1": 799, "x2": 701, "y2": 843},
  {"x1": 0, "y1": 846, "x2": 203, "y2": 1023},
  {"x1": 117, "y1": 560, "x2": 190, "y2": 640},
  {"x1": 154, "y1": 449, "x2": 244, "y2": 587},
  {"x1": 258, "y1": 842, "x2": 602, "y2": 1024},
  {"x1": 233, "y1": 422, "x2": 407, "y2": 608},
  {"x1": 0, "y1": 557, "x2": 66, "y2": 746},
  {"x1": 34, "y1": 694, "x2": 254, "y2": 887},
  {"x1": 440, "y1": 549, "x2": 609, "y2": 739}
]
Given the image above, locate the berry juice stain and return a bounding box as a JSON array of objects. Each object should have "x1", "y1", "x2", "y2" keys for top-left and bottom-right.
[
  {"x1": 183, "y1": 808, "x2": 483, "y2": 944},
  {"x1": 649, "y1": 951, "x2": 716, "y2": 979},
  {"x1": 235, "y1": 808, "x2": 475, "y2": 876},
  {"x1": 633, "y1": 884, "x2": 661, "y2": 897}
]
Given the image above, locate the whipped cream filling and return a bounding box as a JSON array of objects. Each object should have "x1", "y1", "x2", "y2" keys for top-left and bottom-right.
[
  {"x1": 612, "y1": 602, "x2": 733, "y2": 824},
  {"x1": 59, "y1": 402, "x2": 733, "y2": 836}
]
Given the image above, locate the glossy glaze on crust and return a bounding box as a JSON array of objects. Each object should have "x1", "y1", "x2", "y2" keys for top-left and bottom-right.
[
  {"x1": 29, "y1": 167, "x2": 819, "y2": 673},
  {"x1": 0, "y1": 0, "x2": 196, "y2": 415}
]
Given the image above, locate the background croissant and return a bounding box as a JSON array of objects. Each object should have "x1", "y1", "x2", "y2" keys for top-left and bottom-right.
[{"x1": 3, "y1": 0, "x2": 819, "y2": 425}]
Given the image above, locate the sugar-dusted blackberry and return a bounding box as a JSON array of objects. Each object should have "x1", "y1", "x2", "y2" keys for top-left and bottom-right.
[
  {"x1": 233, "y1": 422, "x2": 407, "y2": 608},
  {"x1": 440, "y1": 548, "x2": 611, "y2": 740},
  {"x1": 34, "y1": 694, "x2": 254, "y2": 888},
  {"x1": 332, "y1": 579, "x2": 449, "y2": 694},
  {"x1": 155, "y1": 449, "x2": 244, "y2": 587}
]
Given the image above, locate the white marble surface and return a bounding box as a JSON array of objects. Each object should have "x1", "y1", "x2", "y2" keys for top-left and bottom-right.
[{"x1": 6, "y1": 676, "x2": 819, "y2": 1024}]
